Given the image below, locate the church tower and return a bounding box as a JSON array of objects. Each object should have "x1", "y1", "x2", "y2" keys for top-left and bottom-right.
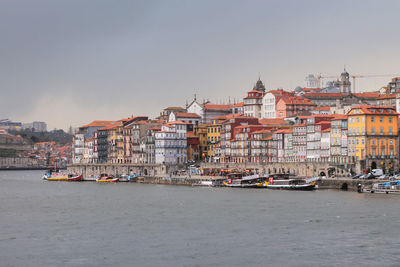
[
  {"x1": 339, "y1": 68, "x2": 351, "y2": 94},
  {"x1": 253, "y1": 78, "x2": 266, "y2": 92}
]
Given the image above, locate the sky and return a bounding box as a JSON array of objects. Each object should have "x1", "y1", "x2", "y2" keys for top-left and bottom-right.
[{"x1": 1, "y1": 0, "x2": 400, "y2": 130}]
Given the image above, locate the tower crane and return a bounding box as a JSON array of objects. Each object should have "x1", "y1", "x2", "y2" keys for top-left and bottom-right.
[{"x1": 351, "y1": 74, "x2": 400, "y2": 93}]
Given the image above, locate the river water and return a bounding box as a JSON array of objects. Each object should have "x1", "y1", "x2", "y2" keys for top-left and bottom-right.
[{"x1": 1, "y1": 171, "x2": 400, "y2": 267}]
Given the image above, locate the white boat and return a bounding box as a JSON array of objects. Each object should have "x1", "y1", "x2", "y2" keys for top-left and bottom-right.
[{"x1": 358, "y1": 181, "x2": 400, "y2": 194}]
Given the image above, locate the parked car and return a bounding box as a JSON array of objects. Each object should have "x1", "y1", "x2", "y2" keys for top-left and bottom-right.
[
  {"x1": 352, "y1": 174, "x2": 362, "y2": 179},
  {"x1": 371, "y1": 169, "x2": 383, "y2": 177}
]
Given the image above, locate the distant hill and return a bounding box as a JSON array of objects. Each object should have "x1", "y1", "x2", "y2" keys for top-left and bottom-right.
[{"x1": 8, "y1": 129, "x2": 73, "y2": 145}]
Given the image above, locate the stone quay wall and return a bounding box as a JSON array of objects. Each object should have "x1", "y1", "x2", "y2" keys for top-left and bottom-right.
[
  {"x1": 67, "y1": 163, "x2": 167, "y2": 178},
  {"x1": 200, "y1": 162, "x2": 335, "y2": 177}
]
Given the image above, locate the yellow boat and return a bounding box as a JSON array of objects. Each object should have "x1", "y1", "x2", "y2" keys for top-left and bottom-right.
[{"x1": 96, "y1": 176, "x2": 119, "y2": 183}]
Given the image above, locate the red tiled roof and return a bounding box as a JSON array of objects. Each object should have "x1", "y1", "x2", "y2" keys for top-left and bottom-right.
[
  {"x1": 349, "y1": 105, "x2": 398, "y2": 115},
  {"x1": 176, "y1": 112, "x2": 201, "y2": 118},
  {"x1": 166, "y1": 120, "x2": 191, "y2": 125},
  {"x1": 304, "y1": 93, "x2": 346, "y2": 98},
  {"x1": 231, "y1": 102, "x2": 244, "y2": 108},
  {"x1": 211, "y1": 114, "x2": 244, "y2": 120},
  {"x1": 353, "y1": 92, "x2": 380, "y2": 98},
  {"x1": 378, "y1": 94, "x2": 396, "y2": 99},
  {"x1": 331, "y1": 115, "x2": 348, "y2": 120},
  {"x1": 251, "y1": 129, "x2": 272, "y2": 135},
  {"x1": 203, "y1": 104, "x2": 231, "y2": 110},
  {"x1": 259, "y1": 118, "x2": 290, "y2": 125},
  {"x1": 278, "y1": 96, "x2": 316, "y2": 105},
  {"x1": 99, "y1": 125, "x2": 118, "y2": 130},
  {"x1": 274, "y1": 129, "x2": 293, "y2": 134},
  {"x1": 81, "y1": 121, "x2": 117, "y2": 128}
]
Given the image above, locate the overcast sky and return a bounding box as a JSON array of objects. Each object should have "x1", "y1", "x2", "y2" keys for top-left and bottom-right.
[{"x1": 1, "y1": 0, "x2": 400, "y2": 130}]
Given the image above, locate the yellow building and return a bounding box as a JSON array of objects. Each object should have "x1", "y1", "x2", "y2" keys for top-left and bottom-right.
[
  {"x1": 194, "y1": 124, "x2": 208, "y2": 159},
  {"x1": 347, "y1": 105, "x2": 398, "y2": 173},
  {"x1": 207, "y1": 118, "x2": 222, "y2": 158}
]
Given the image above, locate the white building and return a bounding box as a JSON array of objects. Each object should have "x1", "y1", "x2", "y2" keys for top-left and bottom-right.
[
  {"x1": 305, "y1": 74, "x2": 318, "y2": 89},
  {"x1": 72, "y1": 133, "x2": 85, "y2": 164},
  {"x1": 83, "y1": 138, "x2": 97, "y2": 163},
  {"x1": 168, "y1": 112, "x2": 201, "y2": 126},
  {"x1": 155, "y1": 121, "x2": 187, "y2": 165},
  {"x1": 262, "y1": 92, "x2": 276, "y2": 118}
]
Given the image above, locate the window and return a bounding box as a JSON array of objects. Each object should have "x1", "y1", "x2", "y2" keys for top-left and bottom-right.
[
  {"x1": 381, "y1": 140, "x2": 385, "y2": 145},
  {"x1": 389, "y1": 117, "x2": 393, "y2": 123},
  {"x1": 357, "y1": 117, "x2": 359, "y2": 123},
  {"x1": 362, "y1": 138, "x2": 365, "y2": 144},
  {"x1": 356, "y1": 139, "x2": 359, "y2": 145},
  {"x1": 380, "y1": 116, "x2": 384, "y2": 123},
  {"x1": 372, "y1": 140, "x2": 375, "y2": 145},
  {"x1": 371, "y1": 126, "x2": 375, "y2": 134},
  {"x1": 371, "y1": 116, "x2": 375, "y2": 122},
  {"x1": 389, "y1": 127, "x2": 393, "y2": 135},
  {"x1": 380, "y1": 127, "x2": 384, "y2": 135}
]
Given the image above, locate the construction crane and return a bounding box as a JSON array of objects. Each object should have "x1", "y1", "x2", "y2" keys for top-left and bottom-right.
[
  {"x1": 351, "y1": 74, "x2": 400, "y2": 93},
  {"x1": 317, "y1": 74, "x2": 338, "y2": 88}
]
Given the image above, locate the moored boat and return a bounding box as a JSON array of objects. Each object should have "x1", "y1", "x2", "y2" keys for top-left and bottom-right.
[
  {"x1": 96, "y1": 175, "x2": 119, "y2": 183},
  {"x1": 223, "y1": 174, "x2": 267, "y2": 188},
  {"x1": 358, "y1": 180, "x2": 400, "y2": 194},
  {"x1": 43, "y1": 173, "x2": 82, "y2": 181},
  {"x1": 264, "y1": 177, "x2": 316, "y2": 190}
]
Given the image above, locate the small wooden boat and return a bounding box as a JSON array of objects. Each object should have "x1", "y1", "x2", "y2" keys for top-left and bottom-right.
[
  {"x1": 96, "y1": 175, "x2": 119, "y2": 183},
  {"x1": 43, "y1": 173, "x2": 82, "y2": 181}
]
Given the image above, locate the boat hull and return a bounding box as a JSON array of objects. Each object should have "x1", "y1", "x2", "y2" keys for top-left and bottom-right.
[
  {"x1": 96, "y1": 178, "x2": 119, "y2": 183},
  {"x1": 44, "y1": 175, "x2": 82, "y2": 182},
  {"x1": 266, "y1": 183, "x2": 316, "y2": 191}
]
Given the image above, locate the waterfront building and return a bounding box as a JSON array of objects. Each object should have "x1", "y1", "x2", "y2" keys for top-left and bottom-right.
[
  {"x1": 194, "y1": 124, "x2": 208, "y2": 160},
  {"x1": 329, "y1": 115, "x2": 348, "y2": 175},
  {"x1": 250, "y1": 129, "x2": 272, "y2": 164},
  {"x1": 83, "y1": 138, "x2": 96, "y2": 163},
  {"x1": 72, "y1": 133, "x2": 84, "y2": 164},
  {"x1": 155, "y1": 121, "x2": 188, "y2": 165},
  {"x1": 130, "y1": 120, "x2": 163, "y2": 164},
  {"x1": 244, "y1": 79, "x2": 266, "y2": 118},
  {"x1": 123, "y1": 125, "x2": 133, "y2": 163},
  {"x1": 187, "y1": 132, "x2": 200, "y2": 162},
  {"x1": 292, "y1": 122, "x2": 306, "y2": 162},
  {"x1": 73, "y1": 121, "x2": 118, "y2": 163},
  {"x1": 320, "y1": 127, "x2": 331, "y2": 162},
  {"x1": 220, "y1": 116, "x2": 259, "y2": 163},
  {"x1": 347, "y1": 105, "x2": 399, "y2": 173},
  {"x1": 144, "y1": 126, "x2": 161, "y2": 164},
  {"x1": 106, "y1": 125, "x2": 118, "y2": 164},
  {"x1": 306, "y1": 116, "x2": 333, "y2": 162},
  {"x1": 231, "y1": 124, "x2": 266, "y2": 163},
  {"x1": 206, "y1": 118, "x2": 222, "y2": 161},
  {"x1": 97, "y1": 127, "x2": 109, "y2": 163}
]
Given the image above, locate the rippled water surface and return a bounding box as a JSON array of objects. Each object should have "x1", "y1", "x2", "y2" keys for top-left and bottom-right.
[{"x1": 1, "y1": 171, "x2": 400, "y2": 267}]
